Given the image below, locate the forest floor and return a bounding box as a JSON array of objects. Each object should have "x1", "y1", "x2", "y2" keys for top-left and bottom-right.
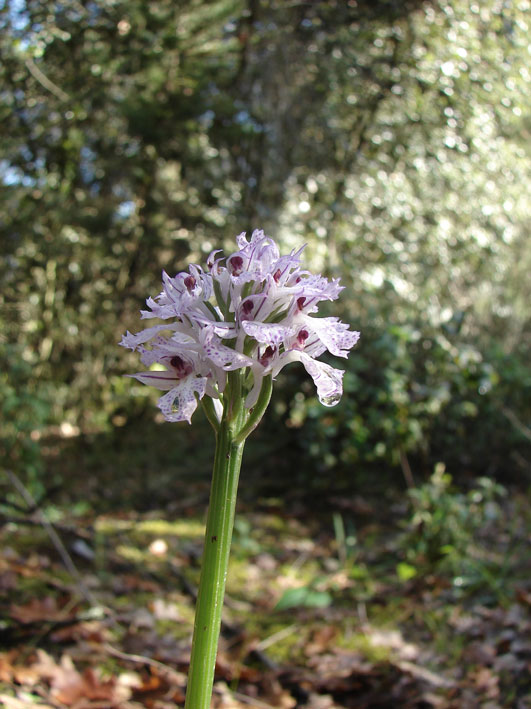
[{"x1": 1, "y1": 423, "x2": 530, "y2": 708}]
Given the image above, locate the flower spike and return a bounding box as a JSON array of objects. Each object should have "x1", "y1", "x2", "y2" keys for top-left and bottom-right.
[
  {"x1": 120, "y1": 228, "x2": 360, "y2": 709},
  {"x1": 121, "y1": 229, "x2": 359, "y2": 423}
]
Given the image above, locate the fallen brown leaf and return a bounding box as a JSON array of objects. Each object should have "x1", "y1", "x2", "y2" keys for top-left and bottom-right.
[
  {"x1": 10, "y1": 596, "x2": 73, "y2": 624},
  {"x1": 131, "y1": 668, "x2": 185, "y2": 704},
  {"x1": 0, "y1": 650, "x2": 41, "y2": 685},
  {"x1": 0, "y1": 651, "x2": 17, "y2": 682},
  {"x1": 31, "y1": 650, "x2": 131, "y2": 707},
  {"x1": 304, "y1": 625, "x2": 339, "y2": 656},
  {"x1": 50, "y1": 619, "x2": 110, "y2": 644}
]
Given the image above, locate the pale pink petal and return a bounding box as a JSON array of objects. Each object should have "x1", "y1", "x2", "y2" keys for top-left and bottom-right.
[
  {"x1": 269, "y1": 247, "x2": 305, "y2": 285},
  {"x1": 141, "y1": 300, "x2": 181, "y2": 320},
  {"x1": 200, "y1": 330, "x2": 254, "y2": 370},
  {"x1": 304, "y1": 317, "x2": 360, "y2": 358},
  {"x1": 236, "y1": 231, "x2": 249, "y2": 249},
  {"x1": 160, "y1": 269, "x2": 184, "y2": 304},
  {"x1": 241, "y1": 321, "x2": 295, "y2": 346},
  {"x1": 157, "y1": 377, "x2": 207, "y2": 423},
  {"x1": 271, "y1": 351, "x2": 344, "y2": 407},
  {"x1": 119, "y1": 323, "x2": 179, "y2": 350},
  {"x1": 211, "y1": 322, "x2": 237, "y2": 339},
  {"x1": 126, "y1": 370, "x2": 179, "y2": 391},
  {"x1": 299, "y1": 352, "x2": 345, "y2": 406},
  {"x1": 297, "y1": 274, "x2": 344, "y2": 301},
  {"x1": 245, "y1": 370, "x2": 265, "y2": 408}
]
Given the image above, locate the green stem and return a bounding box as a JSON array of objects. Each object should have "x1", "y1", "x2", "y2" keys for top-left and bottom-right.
[
  {"x1": 233, "y1": 375, "x2": 273, "y2": 445},
  {"x1": 184, "y1": 418, "x2": 245, "y2": 708},
  {"x1": 201, "y1": 397, "x2": 220, "y2": 433}
]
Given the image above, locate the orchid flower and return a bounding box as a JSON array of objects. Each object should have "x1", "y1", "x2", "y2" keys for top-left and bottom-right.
[
  {"x1": 120, "y1": 229, "x2": 359, "y2": 709},
  {"x1": 120, "y1": 229, "x2": 359, "y2": 422}
]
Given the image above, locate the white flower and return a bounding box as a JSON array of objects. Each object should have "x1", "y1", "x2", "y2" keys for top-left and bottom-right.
[{"x1": 120, "y1": 229, "x2": 360, "y2": 422}]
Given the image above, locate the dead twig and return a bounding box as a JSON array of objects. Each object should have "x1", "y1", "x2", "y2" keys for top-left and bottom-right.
[
  {"x1": 501, "y1": 405, "x2": 531, "y2": 442},
  {"x1": 103, "y1": 643, "x2": 185, "y2": 684},
  {"x1": 6, "y1": 470, "x2": 99, "y2": 608},
  {"x1": 254, "y1": 624, "x2": 296, "y2": 653},
  {"x1": 217, "y1": 688, "x2": 278, "y2": 709},
  {"x1": 0, "y1": 512, "x2": 93, "y2": 539},
  {"x1": 25, "y1": 57, "x2": 69, "y2": 102},
  {"x1": 399, "y1": 447, "x2": 415, "y2": 488}
]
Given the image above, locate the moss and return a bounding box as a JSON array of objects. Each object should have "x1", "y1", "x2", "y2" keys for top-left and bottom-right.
[
  {"x1": 115, "y1": 544, "x2": 149, "y2": 564},
  {"x1": 2, "y1": 529, "x2": 49, "y2": 553},
  {"x1": 154, "y1": 618, "x2": 192, "y2": 639},
  {"x1": 95, "y1": 517, "x2": 204, "y2": 538},
  {"x1": 336, "y1": 631, "x2": 392, "y2": 663},
  {"x1": 243, "y1": 618, "x2": 308, "y2": 664},
  {"x1": 136, "y1": 519, "x2": 204, "y2": 537}
]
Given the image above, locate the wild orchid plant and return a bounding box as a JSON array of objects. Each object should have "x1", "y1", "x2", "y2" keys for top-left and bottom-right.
[{"x1": 120, "y1": 229, "x2": 359, "y2": 708}]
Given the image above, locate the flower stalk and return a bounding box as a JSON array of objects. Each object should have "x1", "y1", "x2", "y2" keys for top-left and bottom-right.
[
  {"x1": 185, "y1": 370, "x2": 270, "y2": 706},
  {"x1": 184, "y1": 419, "x2": 244, "y2": 708}
]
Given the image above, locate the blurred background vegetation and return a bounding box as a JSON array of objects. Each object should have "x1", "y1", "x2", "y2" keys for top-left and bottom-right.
[{"x1": 1, "y1": 0, "x2": 530, "y2": 503}]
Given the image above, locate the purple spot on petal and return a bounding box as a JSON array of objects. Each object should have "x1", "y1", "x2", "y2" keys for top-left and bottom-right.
[
  {"x1": 170, "y1": 356, "x2": 193, "y2": 379},
  {"x1": 297, "y1": 329, "x2": 309, "y2": 348},
  {"x1": 184, "y1": 275, "x2": 196, "y2": 291},
  {"x1": 242, "y1": 299, "x2": 254, "y2": 315},
  {"x1": 228, "y1": 255, "x2": 244, "y2": 276},
  {"x1": 259, "y1": 345, "x2": 276, "y2": 367}
]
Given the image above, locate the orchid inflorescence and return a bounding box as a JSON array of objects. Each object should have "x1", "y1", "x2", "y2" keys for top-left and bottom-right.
[
  {"x1": 120, "y1": 229, "x2": 360, "y2": 425},
  {"x1": 121, "y1": 229, "x2": 359, "y2": 707}
]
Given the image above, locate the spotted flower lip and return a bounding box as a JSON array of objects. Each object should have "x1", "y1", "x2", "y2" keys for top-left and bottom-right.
[{"x1": 120, "y1": 229, "x2": 360, "y2": 422}]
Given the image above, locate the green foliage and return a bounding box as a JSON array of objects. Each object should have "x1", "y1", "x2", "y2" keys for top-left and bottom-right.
[
  {"x1": 275, "y1": 321, "x2": 530, "y2": 481},
  {"x1": 0, "y1": 344, "x2": 51, "y2": 500},
  {"x1": 0, "y1": 0, "x2": 529, "y2": 491},
  {"x1": 398, "y1": 464, "x2": 509, "y2": 596},
  {"x1": 275, "y1": 584, "x2": 333, "y2": 611},
  {"x1": 232, "y1": 517, "x2": 261, "y2": 554}
]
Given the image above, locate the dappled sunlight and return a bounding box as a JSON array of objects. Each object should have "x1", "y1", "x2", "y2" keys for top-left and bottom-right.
[
  {"x1": 3, "y1": 450, "x2": 530, "y2": 704},
  {"x1": 1, "y1": 0, "x2": 530, "y2": 705}
]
